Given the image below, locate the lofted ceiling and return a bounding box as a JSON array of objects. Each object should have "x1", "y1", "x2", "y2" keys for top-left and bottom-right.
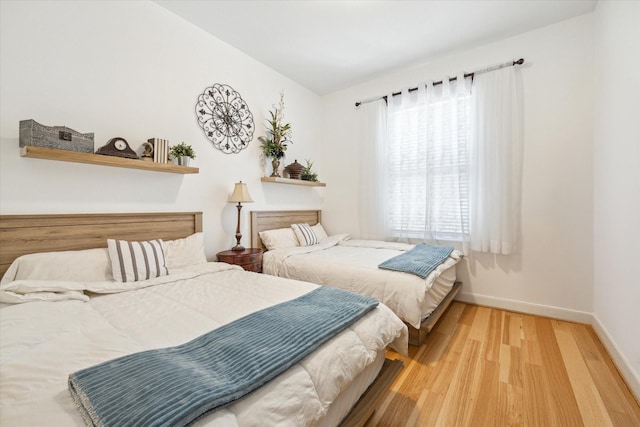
[{"x1": 155, "y1": 0, "x2": 597, "y2": 95}]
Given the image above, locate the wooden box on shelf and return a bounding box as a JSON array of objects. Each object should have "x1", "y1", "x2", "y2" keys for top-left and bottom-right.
[
  {"x1": 216, "y1": 248, "x2": 264, "y2": 273},
  {"x1": 19, "y1": 119, "x2": 94, "y2": 153}
]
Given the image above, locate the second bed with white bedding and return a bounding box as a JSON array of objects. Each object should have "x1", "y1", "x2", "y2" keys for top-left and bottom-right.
[{"x1": 263, "y1": 237, "x2": 462, "y2": 330}]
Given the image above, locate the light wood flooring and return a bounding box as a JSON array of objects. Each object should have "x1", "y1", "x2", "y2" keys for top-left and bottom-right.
[{"x1": 368, "y1": 302, "x2": 640, "y2": 426}]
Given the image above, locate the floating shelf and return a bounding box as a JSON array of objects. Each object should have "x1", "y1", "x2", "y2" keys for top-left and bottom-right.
[
  {"x1": 261, "y1": 177, "x2": 326, "y2": 187},
  {"x1": 20, "y1": 146, "x2": 199, "y2": 174}
]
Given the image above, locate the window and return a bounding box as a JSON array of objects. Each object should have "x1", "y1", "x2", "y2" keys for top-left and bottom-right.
[
  {"x1": 360, "y1": 67, "x2": 522, "y2": 254},
  {"x1": 386, "y1": 87, "x2": 471, "y2": 241}
]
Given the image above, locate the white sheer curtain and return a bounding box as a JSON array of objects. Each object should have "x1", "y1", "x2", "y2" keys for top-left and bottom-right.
[
  {"x1": 357, "y1": 65, "x2": 523, "y2": 254},
  {"x1": 386, "y1": 75, "x2": 472, "y2": 247},
  {"x1": 357, "y1": 99, "x2": 389, "y2": 240},
  {"x1": 470, "y1": 66, "x2": 523, "y2": 254}
]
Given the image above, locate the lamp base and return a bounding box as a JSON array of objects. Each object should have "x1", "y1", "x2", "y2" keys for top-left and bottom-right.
[{"x1": 232, "y1": 202, "x2": 245, "y2": 252}]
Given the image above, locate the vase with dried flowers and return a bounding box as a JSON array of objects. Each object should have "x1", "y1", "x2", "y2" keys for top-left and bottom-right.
[{"x1": 258, "y1": 91, "x2": 292, "y2": 177}]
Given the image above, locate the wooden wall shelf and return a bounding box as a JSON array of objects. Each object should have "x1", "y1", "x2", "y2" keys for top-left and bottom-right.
[
  {"x1": 261, "y1": 177, "x2": 326, "y2": 187},
  {"x1": 20, "y1": 146, "x2": 199, "y2": 174}
]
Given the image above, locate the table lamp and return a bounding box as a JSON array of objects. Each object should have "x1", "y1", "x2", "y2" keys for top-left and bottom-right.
[{"x1": 228, "y1": 181, "x2": 253, "y2": 251}]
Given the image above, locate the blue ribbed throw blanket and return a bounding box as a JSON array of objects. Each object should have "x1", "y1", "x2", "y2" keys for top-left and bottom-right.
[
  {"x1": 68, "y1": 286, "x2": 378, "y2": 427},
  {"x1": 378, "y1": 243, "x2": 454, "y2": 279}
]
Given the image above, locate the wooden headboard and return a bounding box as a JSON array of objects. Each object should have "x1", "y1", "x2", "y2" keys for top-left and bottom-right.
[
  {"x1": 250, "y1": 210, "x2": 321, "y2": 250},
  {"x1": 0, "y1": 212, "x2": 202, "y2": 277}
]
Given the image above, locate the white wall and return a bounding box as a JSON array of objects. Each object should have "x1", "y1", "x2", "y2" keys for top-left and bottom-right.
[
  {"x1": 0, "y1": 0, "x2": 325, "y2": 259},
  {"x1": 593, "y1": 0, "x2": 640, "y2": 398},
  {"x1": 321, "y1": 15, "x2": 595, "y2": 320}
]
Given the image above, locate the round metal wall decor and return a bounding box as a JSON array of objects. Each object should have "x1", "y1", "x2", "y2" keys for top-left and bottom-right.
[{"x1": 195, "y1": 83, "x2": 254, "y2": 154}]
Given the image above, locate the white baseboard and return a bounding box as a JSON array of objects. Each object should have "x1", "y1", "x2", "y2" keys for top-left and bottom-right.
[
  {"x1": 455, "y1": 291, "x2": 594, "y2": 323},
  {"x1": 592, "y1": 315, "x2": 640, "y2": 400},
  {"x1": 455, "y1": 291, "x2": 640, "y2": 401}
]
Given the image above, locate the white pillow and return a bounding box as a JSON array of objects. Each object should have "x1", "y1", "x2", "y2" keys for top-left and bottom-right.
[
  {"x1": 291, "y1": 223, "x2": 319, "y2": 246},
  {"x1": 311, "y1": 223, "x2": 328, "y2": 241},
  {"x1": 107, "y1": 239, "x2": 168, "y2": 283},
  {"x1": 162, "y1": 232, "x2": 207, "y2": 269},
  {"x1": 0, "y1": 248, "x2": 113, "y2": 285},
  {"x1": 259, "y1": 228, "x2": 300, "y2": 251}
]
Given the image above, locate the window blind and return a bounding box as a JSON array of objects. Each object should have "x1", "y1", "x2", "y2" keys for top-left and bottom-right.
[{"x1": 387, "y1": 93, "x2": 471, "y2": 241}]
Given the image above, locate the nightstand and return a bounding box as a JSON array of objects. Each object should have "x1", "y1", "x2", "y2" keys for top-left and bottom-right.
[{"x1": 216, "y1": 248, "x2": 264, "y2": 273}]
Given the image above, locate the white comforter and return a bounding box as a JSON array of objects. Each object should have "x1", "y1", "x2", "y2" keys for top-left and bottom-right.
[
  {"x1": 0, "y1": 263, "x2": 407, "y2": 427},
  {"x1": 263, "y1": 238, "x2": 462, "y2": 329}
]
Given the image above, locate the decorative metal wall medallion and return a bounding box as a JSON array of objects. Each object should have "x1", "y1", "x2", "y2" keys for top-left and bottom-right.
[{"x1": 195, "y1": 84, "x2": 254, "y2": 154}]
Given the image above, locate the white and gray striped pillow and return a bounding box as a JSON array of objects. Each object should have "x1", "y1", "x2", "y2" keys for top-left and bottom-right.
[
  {"x1": 107, "y1": 239, "x2": 168, "y2": 282},
  {"x1": 291, "y1": 223, "x2": 319, "y2": 246}
]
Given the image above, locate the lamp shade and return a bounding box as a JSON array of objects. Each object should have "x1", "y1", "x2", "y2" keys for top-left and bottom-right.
[{"x1": 229, "y1": 181, "x2": 253, "y2": 203}]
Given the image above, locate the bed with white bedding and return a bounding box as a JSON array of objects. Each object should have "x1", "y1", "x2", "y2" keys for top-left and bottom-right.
[
  {"x1": 0, "y1": 212, "x2": 407, "y2": 427},
  {"x1": 250, "y1": 210, "x2": 463, "y2": 346}
]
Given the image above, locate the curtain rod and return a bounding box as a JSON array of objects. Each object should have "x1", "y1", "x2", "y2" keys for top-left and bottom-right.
[{"x1": 354, "y1": 58, "x2": 524, "y2": 107}]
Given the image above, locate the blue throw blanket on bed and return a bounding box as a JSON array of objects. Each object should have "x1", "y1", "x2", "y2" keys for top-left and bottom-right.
[
  {"x1": 68, "y1": 287, "x2": 378, "y2": 427},
  {"x1": 378, "y1": 243, "x2": 454, "y2": 279}
]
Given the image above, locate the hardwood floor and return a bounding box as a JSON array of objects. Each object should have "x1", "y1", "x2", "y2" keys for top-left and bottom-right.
[{"x1": 369, "y1": 303, "x2": 640, "y2": 426}]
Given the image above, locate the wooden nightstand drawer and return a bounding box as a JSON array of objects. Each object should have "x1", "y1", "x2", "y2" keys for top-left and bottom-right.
[
  {"x1": 233, "y1": 253, "x2": 260, "y2": 264},
  {"x1": 238, "y1": 261, "x2": 262, "y2": 273},
  {"x1": 216, "y1": 248, "x2": 263, "y2": 273}
]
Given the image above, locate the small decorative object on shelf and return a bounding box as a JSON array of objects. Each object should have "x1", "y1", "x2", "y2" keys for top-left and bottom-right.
[
  {"x1": 95, "y1": 137, "x2": 139, "y2": 159},
  {"x1": 141, "y1": 142, "x2": 154, "y2": 162},
  {"x1": 284, "y1": 159, "x2": 305, "y2": 180},
  {"x1": 169, "y1": 142, "x2": 196, "y2": 166},
  {"x1": 259, "y1": 91, "x2": 292, "y2": 177},
  {"x1": 19, "y1": 119, "x2": 94, "y2": 153},
  {"x1": 301, "y1": 159, "x2": 319, "y2": 182},
  {"x1": 195, "y1": 83, "x2": 255, "y2": 154}
]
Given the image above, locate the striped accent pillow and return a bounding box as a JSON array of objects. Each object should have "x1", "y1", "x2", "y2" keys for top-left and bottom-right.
[
  {"x1": 291, "y1": 223, "x2": 319, "y2": 246},
  {"x1": 107, "y1": 239, "x2": 168, "y2": 282}
]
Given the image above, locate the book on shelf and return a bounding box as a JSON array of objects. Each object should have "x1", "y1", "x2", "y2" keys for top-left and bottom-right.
[{"x1": 148, "y1": 138, "x2": 169, "y2": 163}]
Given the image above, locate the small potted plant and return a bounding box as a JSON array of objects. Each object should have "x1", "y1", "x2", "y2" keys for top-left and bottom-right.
[
  {"x1": 301, "y1": 159, "x2": 319, "y2": 182},
  {"x1": 258, "y1": 91, "x2": 292, "y2": 177},
  {"x1": 170, "y1": 142, "x2": 196, "y2": 166}
]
